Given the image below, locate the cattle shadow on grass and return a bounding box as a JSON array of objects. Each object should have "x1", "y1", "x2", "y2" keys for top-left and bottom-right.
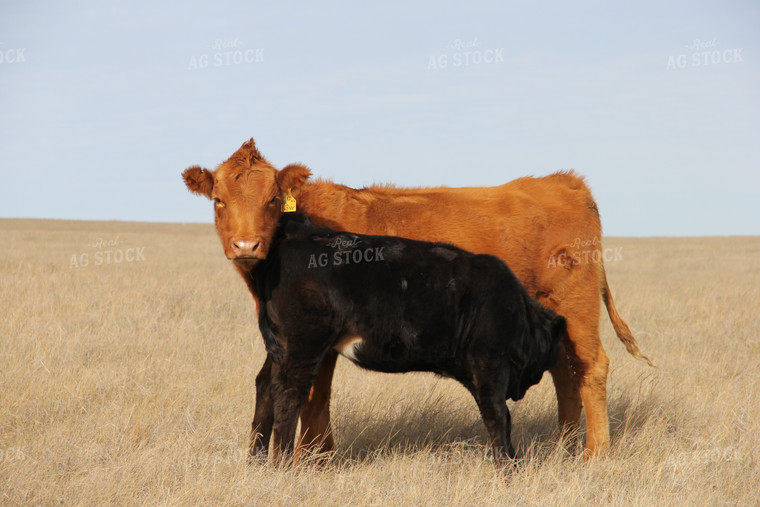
[
  {"x1": 310, "y1": 371, "x2": 669, "y2": 467},
  {"x1": 328, "y1": 397, "x2": 559, "y2": 467},
  {"x1": 606, "y1": 372, "x2": 680, "y2": 448},
  {"x1": 295, "y1": 389, "x2": 671, "y2": 468}
]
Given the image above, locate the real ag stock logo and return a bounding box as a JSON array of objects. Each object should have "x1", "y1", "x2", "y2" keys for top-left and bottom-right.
[
  {"x1": 69, "y1": 236, "x2": 146, "y2": 269},
  {"x1": 307, "y1": 236, "x2": 385, "y2": 269},
  {"x1": 427, "y1": 38, "x2": 504, "y2": 70},
  {"x1": 666, "y1": 38, "x2": 744, "y2": 70},
  {"x1": 187, "y1": 37, "x2": 264, "y2": 70},
  {"x1": 546, "y1": 237, "x2": 623, "y2": 269}
]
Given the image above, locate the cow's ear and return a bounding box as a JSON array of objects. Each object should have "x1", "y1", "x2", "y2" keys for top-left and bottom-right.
[
  {"x1": 276, "y1": 164, "x2": 311, "y2": 193},
  {"x1": 182, "y1": 165, "x2": 214, "y2": 199}
]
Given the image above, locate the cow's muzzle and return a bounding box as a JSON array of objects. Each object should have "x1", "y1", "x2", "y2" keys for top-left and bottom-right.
[{"x1": 229, "y1": 238, "x2": 266, "y2": 260}]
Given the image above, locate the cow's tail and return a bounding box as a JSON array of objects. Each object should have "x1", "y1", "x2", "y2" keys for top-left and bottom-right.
[{"x1": 600, "y1": 265, "x2": 655, "y2": 367}]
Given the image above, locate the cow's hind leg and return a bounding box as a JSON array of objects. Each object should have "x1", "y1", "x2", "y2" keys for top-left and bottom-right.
[
  {"x1": 295, "y1": 349, "x2": 338, "y2": 464},
  {"x1": 577, "y1": 336, "x2": 610, "y2": 459},
  {"x1": 549, "y1": 342, "x2": 583, "y2": 450},
  {"x1": 248, "y1": 354, "x2": 276, "y2": 464},
  {"x1": 556, "y1": 310, "x2": 610, "y2": 459},
  {"x1": 539, "y1": 260, "x2": 610, "y2": 460}
]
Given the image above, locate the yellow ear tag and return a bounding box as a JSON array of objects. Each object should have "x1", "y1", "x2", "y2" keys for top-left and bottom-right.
[{"x1": 281, "y1": 188, "x2": 297, "y2": 213}]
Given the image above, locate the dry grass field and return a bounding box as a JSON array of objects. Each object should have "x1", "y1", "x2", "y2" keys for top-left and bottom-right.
[{"x1": 1, "y1": 218, "x2": 758, "y2": 505}]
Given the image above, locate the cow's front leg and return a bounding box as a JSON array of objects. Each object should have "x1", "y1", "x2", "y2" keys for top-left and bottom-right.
[{"x1": 248, "y1": 354, "x2": 276, "y2": 464}]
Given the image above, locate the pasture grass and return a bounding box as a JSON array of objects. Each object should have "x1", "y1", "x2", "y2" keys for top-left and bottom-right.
[{"x1": 1, "y1": 219, "x2": 758, "y2": 505}]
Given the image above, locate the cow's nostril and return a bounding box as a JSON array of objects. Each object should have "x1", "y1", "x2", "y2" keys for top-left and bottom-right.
[{"x1": 231, "y1": 240, "x2": 262, "y2": 257}]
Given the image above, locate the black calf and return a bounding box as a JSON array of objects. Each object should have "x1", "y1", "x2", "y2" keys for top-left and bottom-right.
[{"x1": 249, "y1": 215, "x2": 565, "y2": 466}]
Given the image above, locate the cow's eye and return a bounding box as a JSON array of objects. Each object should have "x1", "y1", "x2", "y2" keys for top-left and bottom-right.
[
  {"x1": 269, "y1": 195, "x2": 278, "y2": 206},
  {"x1": 214, "y1": 198, "x2": 225, "y2": 209}
]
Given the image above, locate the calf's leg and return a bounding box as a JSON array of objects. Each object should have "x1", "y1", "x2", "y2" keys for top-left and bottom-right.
[
  {"x1": 470, "y1": 363, "x2": 515, "y2": 466},
  {"x1": 295, "y1": 349, "x2": 338, "y2": 463},
  {"x1": 248, "y1": 354, "x2": 276, "y2": 463},
  {"x1": 478, "y1": 399, "x2": 515, "y2": 465},
  {"x1": 270, "y1": 360, "x2": 323, "y2": 465}
]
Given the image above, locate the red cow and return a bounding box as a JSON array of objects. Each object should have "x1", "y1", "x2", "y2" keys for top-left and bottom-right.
[{"x1": 182, "y1": 138, "x2": 652, "y2": 461}]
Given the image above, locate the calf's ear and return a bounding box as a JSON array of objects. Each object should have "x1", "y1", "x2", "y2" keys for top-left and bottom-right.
[
  {"x1": 552, "y1": 315, "x2": 567, "y2": 344},
  {"x1": 182, "y1": 165, "x2": 214, "y2": 199},
  {"x1": 276, "y1": 163, "x2": 311, "y2": 194}
]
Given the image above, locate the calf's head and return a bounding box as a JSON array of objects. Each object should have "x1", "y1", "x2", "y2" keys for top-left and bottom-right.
[
  {"x1": 509, "y1": 302, "x2": 566, "y2": 401},
  {"x1": 182, "y1": 138, "x2": 311, "y2": 266}
]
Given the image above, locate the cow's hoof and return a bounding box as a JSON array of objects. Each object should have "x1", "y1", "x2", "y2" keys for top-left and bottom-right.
[{"x1": 581, "y1": 446, "x2": 608, "y2": 461}]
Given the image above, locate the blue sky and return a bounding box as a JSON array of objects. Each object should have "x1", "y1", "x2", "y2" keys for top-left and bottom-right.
[{"x1": 1, "y1": 0, "x2": 758, "y2": 236}]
